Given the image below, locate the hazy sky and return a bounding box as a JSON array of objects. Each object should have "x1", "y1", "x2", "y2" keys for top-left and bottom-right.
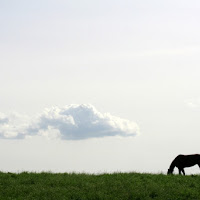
[{"x1": 1, "y1": 0, "x2": 200, "y2": 174}]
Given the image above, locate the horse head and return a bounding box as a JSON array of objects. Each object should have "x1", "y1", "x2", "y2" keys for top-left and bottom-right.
[{"x1": 167, "y1": 168, "x2": 173, "y2": 175}]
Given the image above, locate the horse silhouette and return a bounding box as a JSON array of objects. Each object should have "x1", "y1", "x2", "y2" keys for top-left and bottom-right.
[{"x1": 167, "y1": 154, "x2": 200, "y2": 175}]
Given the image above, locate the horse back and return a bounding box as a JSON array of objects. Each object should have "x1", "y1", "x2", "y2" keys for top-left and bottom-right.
[{"x1": 175, "y1": 154, "x2": 200, "y2": 167}]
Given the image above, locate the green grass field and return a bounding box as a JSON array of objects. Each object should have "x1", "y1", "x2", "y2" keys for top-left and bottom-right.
[{"x1": 0, "y1": 172, "x2": 200, "y2": 200}]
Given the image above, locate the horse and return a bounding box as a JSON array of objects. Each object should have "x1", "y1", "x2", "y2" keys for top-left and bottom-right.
[{"x1": 167, "y1": 154, "x2": 200, "y2": 175}]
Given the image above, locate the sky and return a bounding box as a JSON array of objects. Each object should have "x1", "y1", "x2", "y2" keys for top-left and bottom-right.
[{"x1": 1, "y1": 0, "x2": 200, "y2": 174}]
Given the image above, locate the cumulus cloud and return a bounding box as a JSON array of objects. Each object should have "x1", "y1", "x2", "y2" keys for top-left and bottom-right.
[
  {"x1": 0, "y1": 104, "x2": 139, "y2": 140},
  {"x1": 0, "y1": 113, "x2": 30, "y2": 139}
]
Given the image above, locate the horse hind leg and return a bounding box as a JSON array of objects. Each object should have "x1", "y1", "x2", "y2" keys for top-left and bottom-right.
[
  {"x1": 182, "y1": 169, "x2": 185, "y2": 175},
  {"x1": 198, "y1": 163, "x2": 200, "y2": 169}
]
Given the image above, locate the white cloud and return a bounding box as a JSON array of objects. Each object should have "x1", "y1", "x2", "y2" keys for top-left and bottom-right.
[
  {"x1": 0, "y1": 112, "x2": 30, "y2": 139},
  {"x1": 0, "y1": 104, "x2": 139, "y2": 140}
]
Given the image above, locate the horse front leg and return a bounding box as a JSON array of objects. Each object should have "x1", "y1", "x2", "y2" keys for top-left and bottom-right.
[
  {"x1": 178, "y1": 168, "x2": 185, "y2": 175},
  {"x1": 182, "y1": 169, "x2": 185, "y2": 175}
]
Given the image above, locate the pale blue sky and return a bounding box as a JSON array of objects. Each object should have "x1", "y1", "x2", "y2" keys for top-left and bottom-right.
[{"x1": 0, "y1": 0, "x2": 200, "y2": 174}]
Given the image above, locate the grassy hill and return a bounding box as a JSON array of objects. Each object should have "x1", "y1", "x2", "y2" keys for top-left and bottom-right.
[{"x1": 0, "y1": 172, "x2": 200, "y2": 200}]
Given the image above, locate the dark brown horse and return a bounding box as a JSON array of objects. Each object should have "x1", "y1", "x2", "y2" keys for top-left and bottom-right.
[{"x1": 168, "y1": 154, "x2": 200, "y2": 175}]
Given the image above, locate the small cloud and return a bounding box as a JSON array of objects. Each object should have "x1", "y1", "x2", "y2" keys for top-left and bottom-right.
[
  {"x1": 0, "y1": 112, "x2": 29, "y2": 139},
  {"x1": 0, "y1": 104, "x2": 140, "y2": 140}
]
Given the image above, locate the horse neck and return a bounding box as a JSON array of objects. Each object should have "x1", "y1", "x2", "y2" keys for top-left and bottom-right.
[{"x1": 169, "y1": 160, "x2": 176, "y2": 171}]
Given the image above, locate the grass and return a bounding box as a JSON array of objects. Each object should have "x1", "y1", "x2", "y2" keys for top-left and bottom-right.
[{"x1": 0, "y1": 172, "x2": 200, "y2": 199}]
